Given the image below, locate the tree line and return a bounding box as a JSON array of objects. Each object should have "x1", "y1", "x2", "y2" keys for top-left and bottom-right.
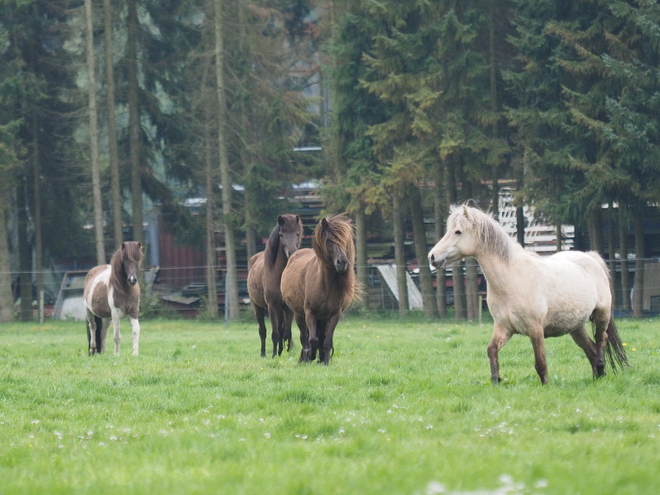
[{"x1": 1, "y1": 0, "x2": 658, "y2": 322}]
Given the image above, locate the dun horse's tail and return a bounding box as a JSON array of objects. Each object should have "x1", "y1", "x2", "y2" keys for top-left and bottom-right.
[{"x1": 605, "y1": 316, "x2": 630, "y2": 373}]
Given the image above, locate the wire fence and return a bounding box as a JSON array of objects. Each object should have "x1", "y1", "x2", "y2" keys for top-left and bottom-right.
[{"x1": 8, "y1": 257, "x2": 660, "y2": 321}]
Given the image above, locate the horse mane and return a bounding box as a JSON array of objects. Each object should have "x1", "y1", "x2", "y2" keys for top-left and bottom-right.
[
  {"x1": 264, "y1": 224, "x2": 281, "y2": 267},
  {"x1": 313, "y1": 215, "x2": 355, "y2": 268},
  {"x1": 110, "y1": 242, "x2": 143, "y2": 293},
  {"x1": 450, "y1": 204, "x2": 514, "y2": 262}
]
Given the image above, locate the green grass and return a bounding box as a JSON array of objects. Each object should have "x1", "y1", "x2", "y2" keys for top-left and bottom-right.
[{"x1": 1, "y1": 316, "x2": 659, "y2": 494}]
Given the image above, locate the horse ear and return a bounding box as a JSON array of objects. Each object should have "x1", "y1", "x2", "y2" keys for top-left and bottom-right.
[
  {"x1": 321, "y1": 218, "x2": 329, "y2": 230},
  {"x1": 295, "y1": 215, "x2": 300, "y2": 224},
  {"x1": 277, "y1": 215, "x2": 285, "y2": 226},
  {"x1": 462, "y1": 205, "x2": 472, "y2": 222}
]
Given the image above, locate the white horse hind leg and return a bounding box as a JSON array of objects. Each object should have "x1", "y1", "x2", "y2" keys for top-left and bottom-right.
[{"x1": 130, "y1": 317, "x2": 140, "y2": 356}]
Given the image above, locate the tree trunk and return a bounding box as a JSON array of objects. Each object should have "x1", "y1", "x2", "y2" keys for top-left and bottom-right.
[
  {"x1": 85, "y1": 0, "x2": 106, "y2": 264},
  {"x1": 434, "y1": 170, "x2": 446, "y2": 318},
  {"x1": 32, "y1": 114, "x2": 43, "y2": 322},
  {"x1": 0, "y1": 190, "x2": 14, "y2": 322},
  {"x1": 488, "y1": 0, "x2": 499, "y2": 219},
  {"x1": 632, "y1": 207, "x2": 645, "y2": 318},
  {"x1": 103, "y1": 0, "x2": 122, "y2": 248},
  {"x1": 587, "y1": 203, "x2": 604, "y2": 254},
  {"x1": 409, "y1": 185, "x2": 438, "y2": 318},
  {"x1": 215, "y1": 0, "x2": 239, "y2": 319},
  {"x1": 618, "y1": 205, "x2": 631, "y2": 311},
  {"x1": 607, "y1": 202, "x2": 616, "y2": 308},
  {"x1": 355, "y1": 206, "x2": 368, "y2": 310},
  {"x1": 393, "y1": 192, "x2": 409, "y2": 317},
  {"x1": 465, "y1": 257, "x2": 479, "y2": 321},
  {"x1": 204, "y1": 85, "x2": 218, "y2": 320},
  {"x1": 127, "y1": 0, "x2": 143, "y2": 247},
  {"x1": 18, "y1": 181, "x2": 32, "y2": 321}
]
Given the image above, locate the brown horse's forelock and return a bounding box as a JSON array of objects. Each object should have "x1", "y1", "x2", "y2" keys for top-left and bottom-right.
[
  {"x1": 313, "y1": 215, "x2": 355, "y2": 267},
  {"x1": 110, "y1": 242, "x2": 143, "y2": 292}
]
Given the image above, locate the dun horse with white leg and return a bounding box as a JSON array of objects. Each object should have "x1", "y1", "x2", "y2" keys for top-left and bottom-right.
[
  {"x1": 83, "y1": 241, "x2": 143, "y2": 356},
  {"x1": 428, "y1": 204, "x2": 628, "y2": 385}
]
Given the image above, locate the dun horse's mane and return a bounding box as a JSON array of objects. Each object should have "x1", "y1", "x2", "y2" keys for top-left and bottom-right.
[
  {"x1": 313, "y1": 215, "x2": 355, "y2": 269},
  {"x1": 110, "y1": 242, "x2": 142, "y2": 293},
  {"x1": 265, "y1": 224, "x2": 281, "y2": 267},
  {"x1": 450, "y1": 205, "x2": 513, "y2": 262}
]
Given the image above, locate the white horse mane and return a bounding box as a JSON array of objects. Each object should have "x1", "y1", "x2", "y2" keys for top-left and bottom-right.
[{"x1": 449, "y1": 204, "x2": 514, "y2": 262}]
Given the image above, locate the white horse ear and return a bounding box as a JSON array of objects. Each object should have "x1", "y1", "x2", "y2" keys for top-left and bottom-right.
[{"x1": 462, "y1": 204, "x2": 471, "y2": 221}]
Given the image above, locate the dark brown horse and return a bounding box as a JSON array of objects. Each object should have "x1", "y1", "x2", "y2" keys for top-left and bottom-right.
[
  {"x1": 247, "y1": 214, "x2": 303, "y2": 357},
  {"x1": 83, "y1": 242, "x2": 143, "y2": 356},
  {"x1": 281, "y1": 215, "x2": 357, "y2": 365}
]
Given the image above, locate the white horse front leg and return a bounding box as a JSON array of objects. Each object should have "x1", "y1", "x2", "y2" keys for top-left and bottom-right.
[
  {"x1": 111, "y1": 308, "x2": 122, "y2": 356},
  {"x1": 130, "y1": 317, "x2": 140, "y2": 356}
]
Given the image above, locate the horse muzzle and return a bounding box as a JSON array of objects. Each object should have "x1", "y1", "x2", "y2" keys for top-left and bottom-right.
[
  {"x1": 128, "y1": 275, "x2": 138, "y2": 286},
  {"x1": 428, "y1": 248, "x2": 458, "y2": 269},
  {"x1": 335, "y1": 261, "x2": 348, "y2": 273}
]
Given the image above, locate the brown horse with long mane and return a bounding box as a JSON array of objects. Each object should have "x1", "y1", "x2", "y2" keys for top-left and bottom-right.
[
  {"x1": 83, "y1": 242, "x2": 143, "y2": 356},
  {"x1": 281, "y1": 215, "x2": 357, "y2": 365},
  {"x1": 247, "y1": 214, "x2": 303, "y2": 357}
]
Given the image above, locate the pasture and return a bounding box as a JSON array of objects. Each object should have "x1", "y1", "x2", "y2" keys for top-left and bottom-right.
[{"x1": 0, "y1": 316, "x2": 659, "y2": 494}]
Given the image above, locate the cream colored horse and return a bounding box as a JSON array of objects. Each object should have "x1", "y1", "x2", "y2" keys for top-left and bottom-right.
[{"x1": 428, "y1": 204, "x2": 628, "y2": 385}]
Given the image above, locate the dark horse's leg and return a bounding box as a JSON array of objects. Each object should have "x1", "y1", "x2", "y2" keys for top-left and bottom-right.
[
  {"x1": 267, "y1": 303, "x2": 282, "y2": 358},
  {"x1": 296, "y1": 314, "x2": 310, "y2": 362},
  {"x1": 570, "y1": 324, "x2": 599, "y2": 378},
  {"x1": 281, "y1": 306, "x2": 294, "y2": 352},
  {"x1": 86, "y1": 309, "x2": 98, "y2": 355},
  {"x1": 95, "y1": 316, "x2": 105, "y2": 353},
  {"x1": 321, "y1": 313, "x2": 341, "y2": 365},
  {"x1": 316, "y1": 321, "x2": 327, "y2": 363},
  {"x1": 253, "y1": 304, "x2": 268, "y2": 357}
]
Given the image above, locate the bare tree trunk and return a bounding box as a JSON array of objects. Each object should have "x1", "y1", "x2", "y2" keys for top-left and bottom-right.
[
  {"x1": 618, "y1": 205, "x2": 631, "y2": 311},
  {"x1": 0, "y1": 189, "x2": 14, "y2": 322},
  {"x1": 18, "y1": 181, "x2": 32, "y2": 321},
  {"x1": 32, "y1": 114, "x2": 43, "y2": 322},
  {"x1": 434, "y1": 171, "x2": 446, "y2": 318},
  {"x1": 409, "y1": 186, "x2": 438, "y2": 318},
  {"x1": 633, "y1": 207, "x2": 645, "y2": 318},
  {"x1": 127, "y1": 0, "x2": 143, "y2": 247},
  {"x1": 393, "y1": 192, "x2": 409, "y2": 317},
  {"x1": 465, "y1": 258, "x2": 479, "y2": 321},
  {"x1": 204, "y1": 85, "x2": 218, "y2": 320},
  {"x1": 85, "y1": 0, "x2": 105, "y2": 264},
  {"x1": 355, "y1": 206, "x2": 368, "y2": 310},
  {"x1": 587, "y1": 203, "x2": 604, "y2": 254},
  {"x1": 103, "y1": 0, "x2": 122, "y2": 248},
  {"x1": 215, "y1": 0, "x2": 239, "y2": 319},
  {"x1": 488, "y1": 0, "x2": 499, "y2": 219},
  {"x1": 607, "y1": 202, "x2": 616, "y2": 308}
]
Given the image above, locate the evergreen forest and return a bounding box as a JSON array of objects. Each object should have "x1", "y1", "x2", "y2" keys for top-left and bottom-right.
[{"x1": 2, "y1": 0, "x2": 660, "y2": 321}]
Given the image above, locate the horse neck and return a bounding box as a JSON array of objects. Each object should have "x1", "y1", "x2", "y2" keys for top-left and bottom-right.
[
  {"x1": 317, "y1": 259, "x2": 355, "y2": 297},
  {"x1": 471, "y1": 244, "x2": 518, "y2": 293}
]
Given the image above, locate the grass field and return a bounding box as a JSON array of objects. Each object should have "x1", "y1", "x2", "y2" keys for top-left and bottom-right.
[{"x1": 0, "y1": 315, "x2": 659, "y2": 494}]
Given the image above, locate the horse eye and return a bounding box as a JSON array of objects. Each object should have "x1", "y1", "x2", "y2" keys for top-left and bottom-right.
[{"x1": 455, "y1": 230, "x2": 462, "y2": 235}]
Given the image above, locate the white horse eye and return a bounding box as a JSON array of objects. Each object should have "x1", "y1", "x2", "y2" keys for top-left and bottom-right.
[{"x1": 455, "y1": 230, "x2": 462, "y2": 235}]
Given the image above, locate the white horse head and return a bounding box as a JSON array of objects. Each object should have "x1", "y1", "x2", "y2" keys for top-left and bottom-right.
[{"x1": 428, "y1": 204, "x2": 511, "y2": 268}]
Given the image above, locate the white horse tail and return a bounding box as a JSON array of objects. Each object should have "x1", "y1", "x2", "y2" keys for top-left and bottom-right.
[{"x1": 586, "y1": 251, "x2": 630, "y2": 373}]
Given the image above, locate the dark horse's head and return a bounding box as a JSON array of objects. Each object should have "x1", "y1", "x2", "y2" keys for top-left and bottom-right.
[
  {"x1": 266, "y1": 214, "x2": 303, "y2": 265},
  {"x1": 314, "y1": 215, "x2": 355, "y2": 273},
  {"x1": 111, "y1": 241, "x2": 143, "y2": 288}
]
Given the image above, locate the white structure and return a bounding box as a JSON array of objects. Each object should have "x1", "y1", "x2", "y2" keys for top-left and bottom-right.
[{"x1": 497, "y1": 188, "x2": 574, "y2": 254}]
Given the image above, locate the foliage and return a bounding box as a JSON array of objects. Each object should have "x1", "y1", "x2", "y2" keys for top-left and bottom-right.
[{"x1": 0, "y1": 317, "x2": 659, "y2": 493}]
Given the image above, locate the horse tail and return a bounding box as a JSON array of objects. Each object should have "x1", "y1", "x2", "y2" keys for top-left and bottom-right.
[
  {"x1": 605, "y1": 315, "x2": 630, "y2": 373},
  {"x1": 586, "y1": 251, "x2": 630, "y2": 373}
]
